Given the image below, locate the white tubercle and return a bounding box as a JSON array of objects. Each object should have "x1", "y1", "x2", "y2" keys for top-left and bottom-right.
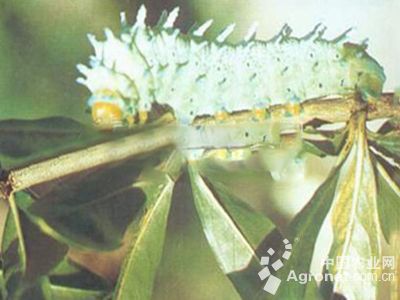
[
  {"x1": 164, "y1": 7, "x2": 180, "y2": 28},
  {"x1": 120, "y1": 12, "x2": 127, "y2": 26},
  {"x1": 244, "y1": 22, "x2": 259, "y2": 42},
  {"x1": 135, "y1": 5, "x2": 147, "y2": 28},
  {"x1": 193, "y1": 19, "x2": 213, "y2": 37},
  {"x1": 76, "y1": 64, "x2": 89, "y2": 75},
  {"x1": 216, "y1": 23, "x2": 236, "y2": 43}
]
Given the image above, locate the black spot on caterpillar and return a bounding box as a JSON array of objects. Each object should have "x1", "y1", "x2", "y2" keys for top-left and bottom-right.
[{"x1": 77, "y1": 5, "x2": 386, "y2": 128}]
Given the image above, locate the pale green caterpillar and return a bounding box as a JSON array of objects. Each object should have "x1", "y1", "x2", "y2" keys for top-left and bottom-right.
[{"x1": 77, "y1": 5, "x2": 385, "y2": 130}]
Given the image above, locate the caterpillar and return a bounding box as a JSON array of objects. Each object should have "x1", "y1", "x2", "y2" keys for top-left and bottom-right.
[{"x1": 77, "y1": 5, "x2": 385, "y2": 148}]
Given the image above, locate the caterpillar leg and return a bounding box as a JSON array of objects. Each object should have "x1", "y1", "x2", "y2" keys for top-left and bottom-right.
[
  {"x1": 204, "y1": 148, "x2": 251, "y2": 161},
  {"x1": 229, "y1": 148, "x2": 251, "y2": 161},
  {"x1": 205, "y1": 111, "x2": 231, "y2": 159},
  {"x1": 126, "y1": 115, "x2": 135, "y2": 127},
  {"x1": 126, "y1": 110, "x2": 149, "y2": 128},
  {"x1": 209, "y1": 149, "x2": 230, "y2": 160},
  {"x1": 284, "y1": 102, "x2": 301, "y2": 117},
  {"x1": 138, "y1": 110, "x2": 149, "y2": 124}
]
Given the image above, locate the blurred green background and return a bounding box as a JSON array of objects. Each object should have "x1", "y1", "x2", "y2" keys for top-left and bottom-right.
[{"x1": 0, "y1": 1, "x2": 398, "y2": 299}]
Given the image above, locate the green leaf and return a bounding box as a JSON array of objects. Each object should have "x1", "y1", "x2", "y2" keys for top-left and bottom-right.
[
  {"x1": 193, "y1": 158, "x2": 284, "y2": 229},
  {"x1": 257, "y1": 113, "x2": 382, "y2": 300},
  {"x1": 374, "y1": 154, "x2": 400, "y2": 243},
  {"x1": 302, "y1": 128, "x2": 346, "y2": 157},
  {"x1": 14, "y1": 155, "x2": 149, "y2": 250},
  {"x1": 377, "y1": 118, "x2": 400, "y2": 135},
  {"x1": 189, "y1": 164, "x2": 257, "y2": 273},
  {"x1": 369, "y1": 129, "x2": 400, "y2": 163},
  {"x1": 269, "y1": 166, "x2": 340, "y2": 300},
  {"x1": 195, "y1": 161, "x2": 275, "y2": 250},
  {"x1": 50, "y1": 285, "x2": 106, "y2": 300},
  {"x1": 0, "y1": 272, "x2": 3, "y2": 297},
  {"x1": 6, "y1": 277, "x2": 52, "y2": 300},
  {"x1": 322, "y1": 113, "x2": 381, "y2": 299},
  {"x1": 0, "y1": 270, "x2": 4, "y2": 300},
  {"x1": 49, "y1": 259, "x2": 109, "y2": 300},
  {"x1": 1, "y1": 197, "x2": 67, "y2": 300},
  {"x1": 113, "y1": 151, "x2": 183, "y2": 300},
  {"x1": 0, "y1": 117, "x2": 106, "y2": 170},
  {"x1": 302, "y1": 140, "x2": 333, "y2": 157},
  {"x1": 0, "y1": 258, "x2": 107, "y2": 300},
  {"x1": 50, "y1": 258, "x2": 110, "y2": 291},
  {"x1": 189, "y1": 163, "x2": 275, "y2": 299},
  {"x1": 304, "y1": 279, "x2": 323, "y2": 300}
]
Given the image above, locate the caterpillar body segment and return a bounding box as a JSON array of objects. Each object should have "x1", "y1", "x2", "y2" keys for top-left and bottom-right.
[{"x1": 77, "y1": 5, "x2": 385, "y2": 153}]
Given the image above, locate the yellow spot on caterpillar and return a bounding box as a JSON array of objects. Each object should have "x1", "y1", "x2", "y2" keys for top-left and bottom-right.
[
  {"x1": 206, "y1": 148, "x2": 251, "y2": 161},
  {"x1": 215, "y1": 111, "x2": 229, "y2": 122},
  {"x1": 91, "y1": 102, "x2": 123, "y2": 129},
  {"x1": 285, "y1": 103, "x2": 301, "y2": 116},
  {"x1": 253, "y1": 108, "x2": 267, "y2": 121},
  {"x1": 139, "y1": 111, "x2": 148, "y2": 124},
  {"x1": 230, "y1": 149, "x2": 250, "y2": 160},
  {"x1": 208, "y1": 149, "x2": 229, "y2": 160}
]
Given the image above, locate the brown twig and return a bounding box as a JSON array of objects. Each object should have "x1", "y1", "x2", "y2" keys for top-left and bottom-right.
[
  {"x1": 5, "y1": 93, "x2": 398, "y2": 193},
  {"x1": 8, "y1": 125, "x2": 178, "y2": 192}
]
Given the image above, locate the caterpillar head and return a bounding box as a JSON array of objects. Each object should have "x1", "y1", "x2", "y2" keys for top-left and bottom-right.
[
  {"x1": 342, "y1": 42, "x2": 386, "y2": 100},
  {"x1": 88, "y1": 89, "x2": 126, "y2": 129},
  {"x1": 77, "y1": 65, "x2": 138, "y2": 129},
  {"x1": 77, "y1": 27, "x2": 156, "y2": 129}
]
